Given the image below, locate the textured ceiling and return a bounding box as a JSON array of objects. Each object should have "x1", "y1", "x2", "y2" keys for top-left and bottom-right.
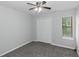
[{"x1": 0, "y1": 1, "x2": 79, "y2": 15}]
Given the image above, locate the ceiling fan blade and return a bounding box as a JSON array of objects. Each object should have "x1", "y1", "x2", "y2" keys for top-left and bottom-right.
[
  {"x1": 43, "y1": 6, "x2": 51, "y2": 10},
  {"x1": 29, "y1": 7, "x2": 35, "y2": 10},
  {"x1": 27, "y1": 3, "x2": 36, "y2": 6},
  {"x1": 42, "y1": 1, "x2": 47, "y2": 5},
  {"x1": 36, "y1": 2, "x2": 39, "y2": 5}
]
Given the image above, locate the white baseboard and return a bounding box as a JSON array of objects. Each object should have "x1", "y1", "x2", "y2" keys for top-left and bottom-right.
[
  {"x1": 51, "y1": 43, "x2": 75, "y2": 50},
  {"x1": 34, "y1": 40, "x2": 52, "y2": 44},
  {"x1": 0, "y1": 41, "x2": 32, "y2": 56},
  {"x1": 77, "y1": 50, "x2": 79, "y2": 56},
  {"x1": 34, "y1": 41, "x2": 75, "y2": 50}
]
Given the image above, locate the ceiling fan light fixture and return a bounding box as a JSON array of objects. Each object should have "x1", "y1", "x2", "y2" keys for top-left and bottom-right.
[
  {"x1": 38, "y1": 7, "x2": 42, "y2": 12},
  {"x1": 34, "y1": 7, "x2": 38, "y2": 11},
  {"x1": 34, "y1": 7, "x2": 42, "y2": 12}
]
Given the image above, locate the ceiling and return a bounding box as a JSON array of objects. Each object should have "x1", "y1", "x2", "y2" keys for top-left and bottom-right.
[{"x1": 0, "y1": 1, "x2": 79, "y2": 15}]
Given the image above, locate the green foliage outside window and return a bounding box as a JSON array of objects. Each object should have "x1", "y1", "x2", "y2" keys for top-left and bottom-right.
[{"x1": 62, "y1": 16, "x2": 72, "y2": 37}]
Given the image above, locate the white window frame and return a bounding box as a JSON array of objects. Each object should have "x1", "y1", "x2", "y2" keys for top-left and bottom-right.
[{"x1": 62, "y1": 16, "x2": 74, "y2": 40}]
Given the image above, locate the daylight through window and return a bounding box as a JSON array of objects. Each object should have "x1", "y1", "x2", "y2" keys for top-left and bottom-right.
[{"x1": 62, "y1": 16, "x2": 72, "y2": 37}]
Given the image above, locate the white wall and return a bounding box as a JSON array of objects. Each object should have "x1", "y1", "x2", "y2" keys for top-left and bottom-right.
[
  {"x1": 36, "y1": 14, "x2": 53, "y2": 43},
  {"x1": 36, "y1": 9, "x2": 76, "y2": 49},
  {"x1": 76, "y1": 7, "x2": 79, "y2": 55},
  {"x1": 0, "y1": 6, "x2": 33, "y2": 56},
  {"x1": 31, "y1": 15, "x2": 37, "y2": 41}
]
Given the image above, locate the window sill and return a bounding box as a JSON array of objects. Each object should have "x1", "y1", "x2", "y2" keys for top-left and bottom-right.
[{"x1": 62, "y1": 37, "x2": 73, "y2": 40}]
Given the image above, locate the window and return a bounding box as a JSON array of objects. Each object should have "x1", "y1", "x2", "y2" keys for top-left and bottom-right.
[{"x1": 62, "y1": 16, "x2": 72, "y2": 37}]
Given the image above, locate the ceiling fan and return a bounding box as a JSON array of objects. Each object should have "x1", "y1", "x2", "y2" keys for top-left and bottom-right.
[{"x1": 27, "y1": 1, "x2": 51, "y2": 12}]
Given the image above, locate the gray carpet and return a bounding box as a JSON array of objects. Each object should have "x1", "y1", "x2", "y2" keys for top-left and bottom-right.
[{"x1": 2, "y1": 41, "x2": 78, "y2": 57}]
